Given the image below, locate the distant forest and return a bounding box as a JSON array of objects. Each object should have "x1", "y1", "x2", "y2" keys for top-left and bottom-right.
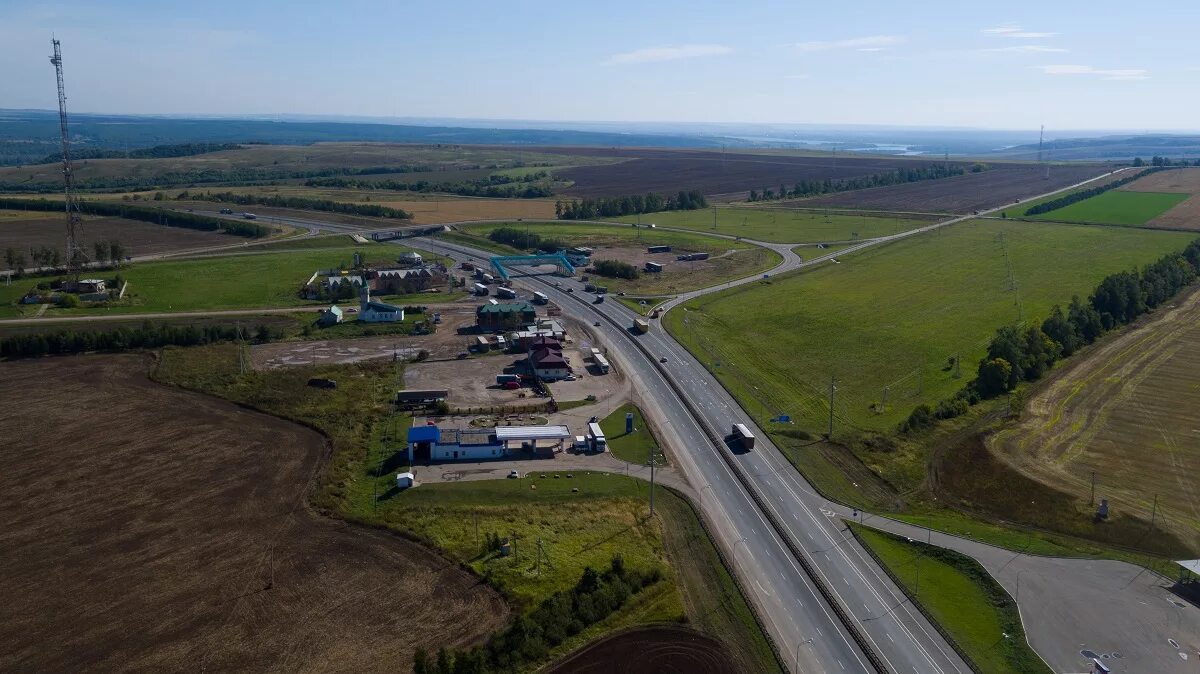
[{"x1": 37, "y1": 142, "x2": 243, "y2": 164}]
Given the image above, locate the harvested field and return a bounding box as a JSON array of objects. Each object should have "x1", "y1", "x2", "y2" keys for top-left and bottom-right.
[
  {"x1": 0, "y1": 210, "x2": 228, "y2": 256},
  {"x1": 0, "y1": 354, "x2": 507, "y2": 672},
  {"x1": 546, "y1": 626, "x2": 737, "y2": 674},
  {"x1": 801, "y1": 164, "x2": 1112, "y2": 214},
  {"x1": 1148, "y1": 195, "x2": 1200, "y2": 230},
  {"x1": 555, "y1": 148, "x2": 953, "y2": 199},
  {"x1": 988, "y1": 286, "x2": 1200, "y2": 553},
  {"x1": 1120, "y1": 167, "x2": 1200, "y2": 193}
]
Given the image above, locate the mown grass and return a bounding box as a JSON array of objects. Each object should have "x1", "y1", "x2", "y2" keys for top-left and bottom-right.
[
  {"x1": 1027, "y1": 190, "x2": 1189, "y2": 225},
  {"x1": 613, "y1": 207, "x2": 933, "y2": 243},
  {"x1": 850, "y1": 524, "x2": 1050, "y2": 674},
  {"x1": 599, "y1": 404, "x2": 662, "y2": 465},
  {"x1": 616, "y1": 296, "x2": 670, "y2": 315},
  {"x1": 0, "y1": 245, "x2": 454, "y2": 317},
  {"x1": 666, "y1": 219, "x2": 1195, "y2": 435}
]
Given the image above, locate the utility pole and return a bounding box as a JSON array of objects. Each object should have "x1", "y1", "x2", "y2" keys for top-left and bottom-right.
[
  {"x1": 880, "y1": 385, "x2": 889, "y2": 414},
  {"x1": 1150, "y1": 494, "x2": 1159, "y2": 530},
  {"x1": 1090, "y1": 471, "x2": 1096, "y2": 506},
  {"x1": 648, "y1": 453, "x2": 656, "y2": 515},
  {"x1": 827, "y1": 376, "x2": 837, "y2": 438}
]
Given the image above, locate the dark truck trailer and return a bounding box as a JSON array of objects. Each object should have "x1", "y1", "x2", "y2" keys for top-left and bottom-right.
[{"x1": 647, "y1": 245, "x2": 672, "y2": 253}]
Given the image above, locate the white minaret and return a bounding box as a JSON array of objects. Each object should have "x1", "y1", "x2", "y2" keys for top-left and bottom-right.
[{"x1": 359, "y1": 281, "x2": 370, "y2": 313}]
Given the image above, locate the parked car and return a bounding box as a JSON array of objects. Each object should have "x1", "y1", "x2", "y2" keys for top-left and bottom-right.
[
  {"x1": 564, "y1": 375, "x2": 577, "y2": 382},
  {"x1": 593, "y1": 321, "x2": 601, "y2": 326},
  {"x1": 508, "y1": 470, "x2": 520, "y2": 479}
]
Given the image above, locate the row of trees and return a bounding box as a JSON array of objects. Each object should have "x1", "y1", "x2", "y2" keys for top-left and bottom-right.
[
  {"x1": 0, "y1": 198, "x2": 271, "y2": 237},
  {"x1": 902, "y1": 238, "x2": 1200, "y2": 433},
  {"x1": 487, "y1": 227, "x2": 565, "y2": 252},
  {"x1": 555, "y1": 190, "x2": 708, "y2": 220},
  {"x1": 1022, "y1": 167, "x2": 1170, "y2": 216},
  {"x1": 37, "y1": 142, "x2": 242, "y2": 164},
  {"x1": 2, "y1": 240, "x2": 126, "y2": 275},
  {"x1": 412, "y1": 555, "x2": 660, "y2": 674},
  {"x1": 304, "y1": 171, "x2": 554, "y2": 199},
  {"x1": 1132, "y1": 156, "x2": 1200, "y2": 167},
  {"x1": 748, "y1": 164, "x2": 978, "y2": 202},
  {"x1": 181, "y1": 191, "x2": 412, "y2": 220},
  {"x1": 591, "y1": 259, "x2": 640, "y2": 280},
  {"x1": 0, "y1": 322, "x2": 279, "y2": 360}
]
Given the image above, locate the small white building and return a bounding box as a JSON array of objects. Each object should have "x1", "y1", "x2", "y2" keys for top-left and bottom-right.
[
  {"x1": 395, "y1": 472, "x2": 415, "y2": 489},
  {"x1": 318, "y1": 305, "x2": 344, "y2": 326},
  {"x1": 398, "y1": 251, "x2": 423, "y2": 267}
]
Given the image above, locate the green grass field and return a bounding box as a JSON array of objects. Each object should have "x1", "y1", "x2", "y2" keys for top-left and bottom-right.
[
  {"x1": 600, "y1": 404, "x2": 663, "y2": 465},
  {"x1": 666, "y1": 219, "x2": 1196, "y2": 436},
  {"x1": 612, "y1": 207, "x2": 933, "y2": 243},
  {"x1": 1028, "y1": 190, "x2": 1189, "y2": 225},
  {"x1": 616, "y1": 296, "x2": 670, "y2": 315},
  {"x1": 0, "y1": 244, "x2": 452, "y2": 318},
  {"x1": 851, "y1": 524, "x2": 1049, "y2": 674},
  {"x1": 459, "y1": 220, "x2": 747, "y2": 253}
]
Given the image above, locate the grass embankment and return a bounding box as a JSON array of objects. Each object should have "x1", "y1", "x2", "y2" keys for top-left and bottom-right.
[
  {"x1": 1026, "y1": 190, "x2": 1188, "y2": 225},
  {"x1": 153, "y1": 344, "x2": 778, "y2": 672},
  {"x1": 0, "y1": 244, "x2": 455, "y2": 318},
  {"x1": 850, "y1": 524, "x2": 1050, "y2": 674},
  {"x1": 616, "y1": 296, "x2": 670, "y2": 315},
  {"x1": 448, "y1": 221, "x2": 782, "y2": 295},
  {"x1": 599, "y1": 404, "x2": 663, "y2": 465},
  {"x1": 613, "y1": 207, "x2": 933, "y2": 243}
]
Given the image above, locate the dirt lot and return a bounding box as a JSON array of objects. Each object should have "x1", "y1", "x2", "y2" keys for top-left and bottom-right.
[
  {"x1": 581, "y1": 245, "x2": 773, "y2": 295},
  {"x1": 0, "y1": 354, "x2": 507, "y2": 671},
  {"x1": 799, "y1": 163, "x2": 1112, "y2": 213},
  {"x1": 251, "y1": 306, "x2": 478, "y2": 369},
  {"x1": 403, "y1": 337, "x2": 622, "y2": 408},
  {"x1": 546, "y1": 626, "x2": 737, "y2": 674},
  {"x1": 0, "y1": 209, "x2": 229, "y2": 256},
  {"x1": 555, "y1": 147, "x2": 953, "y2": 199}
]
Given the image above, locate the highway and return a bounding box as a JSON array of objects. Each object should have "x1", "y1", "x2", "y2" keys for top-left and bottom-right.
[
  {"x1": 398, "y1": 167, "x2": 1144, "y2": 674},
  {"x1": 408, "y1": 236, "x2": 963, "y2": 674}
]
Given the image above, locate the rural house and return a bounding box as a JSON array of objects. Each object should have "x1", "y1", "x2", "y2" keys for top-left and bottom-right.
[{"x1": 318, "y1": 305, "x2": 344, "y2": 326}]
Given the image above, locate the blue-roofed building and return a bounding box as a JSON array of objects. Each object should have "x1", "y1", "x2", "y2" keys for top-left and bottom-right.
[{"x1": 359, "y1": 284, "x2": 404, "y2": 323}]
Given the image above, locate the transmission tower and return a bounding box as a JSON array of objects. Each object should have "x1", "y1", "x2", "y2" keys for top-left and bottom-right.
[
  {"x1": 50, "y1": 38, "x2": 86, "y2": 279},
  {"x1": 1036, "y1": 125, "x2": 1044, "y2": 163}
]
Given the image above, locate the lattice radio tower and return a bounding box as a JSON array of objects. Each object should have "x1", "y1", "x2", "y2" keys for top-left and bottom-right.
[{"x1": 50, "y1": 38, "x2": 86, "y2": 278}]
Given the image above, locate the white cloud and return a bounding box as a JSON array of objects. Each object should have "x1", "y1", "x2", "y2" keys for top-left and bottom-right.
[
  {"x1": 983, "y1": 24, "x2": 1058, "y2": 39},
  {"x1": 792, "y1": 35, "x2": 903, "y2": 53},
  {"x1": 606, "y1": 44, "x2": 732, "y2": 65},
  {"x1": 982, "y1": 45, "x2": 1067, "y2": 53},
  {"x1": 1036, "y1": 64, "x2": 1149, "y2": 80}
]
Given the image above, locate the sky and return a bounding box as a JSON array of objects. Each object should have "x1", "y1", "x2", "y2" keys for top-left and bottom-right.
[{"x1": 1, "y1": 0, "x2": 1196, "y2": 131}]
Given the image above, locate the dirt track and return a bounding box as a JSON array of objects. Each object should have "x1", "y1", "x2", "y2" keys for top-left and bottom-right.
[
  {"x1": 0, "y1": 354, "x2": 507, "y2": 672},
  {"x1": 546, "y1": 626, "x2": 737, "y2": 674}
]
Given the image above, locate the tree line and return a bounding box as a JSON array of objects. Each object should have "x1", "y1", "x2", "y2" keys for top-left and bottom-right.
[
  {"x1": 487, "y1": 227, "x2": 566, "y2": 252},
  {"x1": 1022, "y1": 167, "x2": 1172, "y2": 217},
  {"x1": 1132, "y1": 156, "x2": 1200, "y2": 167},
  {"x1": 0, "y1": 198, "x2": 271, "y2": 237},
  {"x1": 3, "y1": 239, "x2": 126, "y2": 275},
  {"x1": 412, "y1": 555, "x2": 661, "y2": 674},
  {"x1": 555, "y1": 190, "x2": 707, "y2": 220},
  {"x1": 173, "y1": 191, "x2": 412, "y2": 220},
  {"x1": 0, "y1": 322, "x2": 280, "y2": 360},
  {"x1": 591, "y1": 259, "x2": 640, "y2": 280},
  {"x1": 748, "y1": 164, "x2": 979, "y2": 202},
  {"x1": 37, "y1": 142, "x2": 242, "y2": 164},
  {"x1": 902, "y1": 237, "x2": 1200, "y2": 433},
  {"x1": 304, "y1": 171, "x2": 553, "y2": 199}
]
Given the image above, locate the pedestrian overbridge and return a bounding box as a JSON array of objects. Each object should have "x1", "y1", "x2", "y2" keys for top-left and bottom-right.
[{"x1": 490, "y1": 253, "x2": 576, "y2": 280}]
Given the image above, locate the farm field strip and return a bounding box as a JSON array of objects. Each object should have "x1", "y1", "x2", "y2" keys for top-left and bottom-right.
[
  {"x1": 799, "y1": 164, "x2": 1113, "y2": 214},
  {"x1": 990, "y1": 286, "x2": 1200, "y2": 551},
  {"x1": 1026, "y1": 189, "x2": 1189, "y2": 226}
]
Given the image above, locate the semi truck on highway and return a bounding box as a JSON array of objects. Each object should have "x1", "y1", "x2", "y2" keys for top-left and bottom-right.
[
  {"x1": 732, "y1": 423, "x2": 756, "y2": 450},
  {"x1": 532, "y1": 291, "x2": 549, "y2": 305},
  {"x1": 633, "y1": 318, "x2": 650, "y2": 334}
]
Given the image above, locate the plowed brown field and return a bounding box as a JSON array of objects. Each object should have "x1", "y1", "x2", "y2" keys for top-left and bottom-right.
[
  {"x1": 547, "y1": 626, "x2": 737, "y2": 674},
  {"x1": 0, "y1": 354, "x2": 506, "y2": 672}
]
